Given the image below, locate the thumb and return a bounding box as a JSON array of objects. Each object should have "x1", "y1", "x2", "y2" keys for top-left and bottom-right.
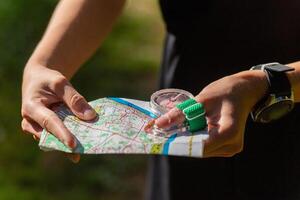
[
  {"x1": 154, "y1": 107, "x2": 185, "y2": 129},
  {"x1": 58, "y1": 82, "x2": 97, "y2": 121}
]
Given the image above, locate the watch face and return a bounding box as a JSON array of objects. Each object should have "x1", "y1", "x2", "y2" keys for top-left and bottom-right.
[{"x1": 258, "y1": 100, "x2": 294, "y2": 123}]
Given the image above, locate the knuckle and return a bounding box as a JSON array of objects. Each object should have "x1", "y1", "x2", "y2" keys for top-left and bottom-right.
[
  {"x1": 42, "y1": 113, "x2": 57, "y2": 129},
  {"x1": 21, "y1": 102, "x2": 35, "y2": 118},
  {"x1": 21, "y1": 119, "x2": 28, "y2": 132},
  {"x1": 21, "y1": 108, "x2": 26, "y2": 118},
  {"x1": 163, "y1": 113, "x2": 173, "y2": 125},
  {"x1": 70, "y1": 93, "x2": 85, "y2": 107},
  {"x1": 51, "y1": 75, "x2": 68, "y2": 91}
]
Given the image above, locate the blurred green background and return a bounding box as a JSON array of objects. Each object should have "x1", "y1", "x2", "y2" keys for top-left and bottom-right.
[{"x1": 0, "y1": 0, "x2": 164, "y2": 199}]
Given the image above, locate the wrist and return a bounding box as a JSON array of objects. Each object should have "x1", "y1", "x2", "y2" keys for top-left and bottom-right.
[
  {"x1": 233, "y1": 70, "x2": 269, "y2": 107},
  {"x1": 248, "y1": 63, "x2": 295, "y2": 123},
  {"x1": 24, "y1": 60, "x2": 72, "y2": 80},
  {"x1": 286, "y1": 62, "x2": 300, "y2": 102}
]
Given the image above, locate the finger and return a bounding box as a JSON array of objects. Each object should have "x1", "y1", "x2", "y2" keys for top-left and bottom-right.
[
  {"x1": 21, "y1": 118, "x2": 42, "y2": 138},
  {"x1": 55, "y1": 81, "x2": 97, "y2": 121},
  {"x1": 29, "y1": 104, "x2": 77, "y2": 149},
  {"x1": 154, "y1": 107, "x2": 185, "y2": 129},
  {"x1": 144, "y1": 119, "x2": 155, "y2": 132},
  {"x1": 33, "y1": 135, "x2": 40, "y2": 141},
  {"x1": 204, "y1": 143, "x2": 242, "y2": 158},
  {"x1": 203, "y1": 116, "x2": 237, "y2": 154},
  {"x1": 203, "y1": 125, "x2": 223, "y2": 153},
  {"x1": 65, "y1": 153, "x2": 81, "y2": 163},
  {"x1": 204, "y1": 152, "x2": 233, "y2": 158}
]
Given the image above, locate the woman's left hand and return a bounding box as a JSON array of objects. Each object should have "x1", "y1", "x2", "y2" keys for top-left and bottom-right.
[{"x1": 148, "y1": 70, "x2": 269, "y2": 157}]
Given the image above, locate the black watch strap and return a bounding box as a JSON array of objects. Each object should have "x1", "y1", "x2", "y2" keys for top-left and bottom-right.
[{"x1": 252, "y1": 63, "x2": 294, "y2": 97}]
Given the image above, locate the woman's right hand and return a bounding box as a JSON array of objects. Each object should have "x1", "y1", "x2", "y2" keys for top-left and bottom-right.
[{"x1": 21, "y1": 64, "x2": 97, "y2": 159}]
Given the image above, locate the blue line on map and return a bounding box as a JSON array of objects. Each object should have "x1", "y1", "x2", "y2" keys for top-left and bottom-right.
[
  {"x1": 163, "y1": 133, "x2": 177, "y2": 155},
  {"x1": 108, "y1": 97, "x2": 157, "y2": 119}
]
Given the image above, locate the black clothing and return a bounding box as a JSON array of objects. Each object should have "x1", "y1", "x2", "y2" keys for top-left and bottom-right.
[{"x1": 147, "y1": 1, "x2": 300, "y2": 199}]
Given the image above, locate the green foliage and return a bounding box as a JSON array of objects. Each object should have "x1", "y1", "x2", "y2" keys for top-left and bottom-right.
[{"x1": 0, "y1": 0, "x2": 164, "y2": 199}]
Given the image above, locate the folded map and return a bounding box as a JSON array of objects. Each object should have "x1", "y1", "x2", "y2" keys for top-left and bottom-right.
[{"x1": 39, "y1": 97, "x2": 208, "y2": 157}]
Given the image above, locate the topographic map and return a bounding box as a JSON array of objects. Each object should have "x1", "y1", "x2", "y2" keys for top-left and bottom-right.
[{"x1": 39, "y1": 97, "x2": 208, "y2": 157}]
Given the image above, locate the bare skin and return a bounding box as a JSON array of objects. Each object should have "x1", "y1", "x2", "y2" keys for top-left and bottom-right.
[
  {"x1": 152, "y1": 65, "x2": 300, "y2": 157},
  {"x1": 21, "y1": 0, "x2": 126, "y2": 162},
  {"x1": 22, "y1": 0, "x2": 300, "y2": 160}
]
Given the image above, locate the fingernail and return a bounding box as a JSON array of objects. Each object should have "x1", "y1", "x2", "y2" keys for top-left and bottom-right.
[
  {"x1": 144, "y1": 120, "x2": 155, "y2": 133},
  {"x1": 63, "y1": 138, "x2": 77, "y2": 149},
  {"x1": 69, "y1": 154, "x2": 80, "y2": 163},
  {"x1": 83, "y1": 106, "x2": 97, "y2": 120},
  {"x1": 73, "y1": 98, "x2": 96, "y2": 120},
  {"x1": 33, "y1": 135, "x2": 40, "y2": 141}
]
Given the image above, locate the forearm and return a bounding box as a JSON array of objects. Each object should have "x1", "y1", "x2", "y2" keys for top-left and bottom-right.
[
  {"x1": 26, "y1": 0, "x2": 125, "y2": 79},
  {"x1": 232, "y1": 61, "x2": 300, "y2": 106},
  {"x1": 287, "y1": 61, "x2": 300, "y2": 102}
]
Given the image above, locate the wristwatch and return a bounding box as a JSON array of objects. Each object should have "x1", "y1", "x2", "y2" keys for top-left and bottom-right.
[{"x1": 250, "y1": 62, "x2": 295, "y2": 123}]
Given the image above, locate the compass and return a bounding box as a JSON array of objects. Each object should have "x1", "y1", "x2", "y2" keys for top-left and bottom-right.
[{"x1": 150, "y1": 88, "x2": 194, "y2": 116}]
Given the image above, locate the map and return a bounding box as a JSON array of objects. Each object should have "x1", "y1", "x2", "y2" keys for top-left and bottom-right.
[{"x1": 39, "y1": 97, "x2": 208, "y2": 157}]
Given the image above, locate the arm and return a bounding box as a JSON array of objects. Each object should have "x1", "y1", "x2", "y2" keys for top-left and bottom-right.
[
  {"x1": 27, "y1": 0, "x2": 125, "y2": 78},
  {"x1": 287, "y1": 61, "x2": 300, "y2": 102},
  {"x1": 152, "y1": 62, "x2": 300, "y2": 157},
  {"x1": 21, "y1": 0, "x2": 125, "y2": 153}
]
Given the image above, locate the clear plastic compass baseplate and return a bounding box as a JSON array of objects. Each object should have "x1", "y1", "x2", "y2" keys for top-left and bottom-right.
[{"x1": 149, "y1": 88, "x2": 194, "y2": 136}]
